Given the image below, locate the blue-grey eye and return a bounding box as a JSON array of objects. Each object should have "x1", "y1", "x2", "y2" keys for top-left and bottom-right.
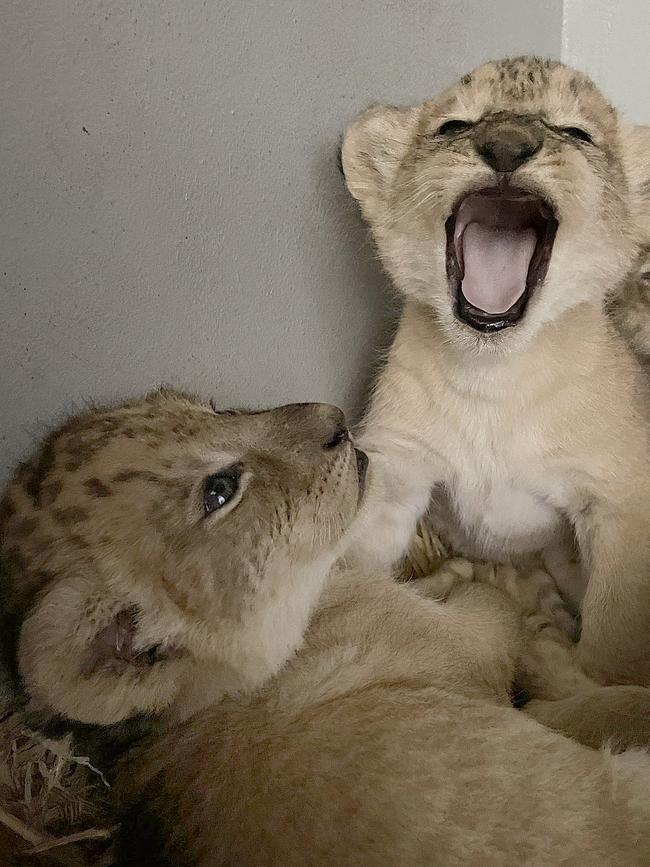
[{"x1": 203, "y1": 466, "x2": 241, "y2": 514}]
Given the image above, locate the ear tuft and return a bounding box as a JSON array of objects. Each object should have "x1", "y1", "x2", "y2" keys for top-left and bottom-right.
[
  {"x1": 81, "y1": 607, "x2": 183, "y2": 677},
  {"x1": 340, "y1": 104, "x2": 416, "y2": 217},
  {"x1": 81, "y1": 607, "x2": 139, "y2": 677}
]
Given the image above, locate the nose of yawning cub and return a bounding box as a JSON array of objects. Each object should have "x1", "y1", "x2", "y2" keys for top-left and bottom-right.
[{"x1": 474, "y1": 116, "x2": 545, "y2": 174}]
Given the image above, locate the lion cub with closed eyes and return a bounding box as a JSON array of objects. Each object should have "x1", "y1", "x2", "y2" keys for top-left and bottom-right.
[
  {"x1": 2, "y1": 392, "x2": 650, "y2": 866},
  {"x1": 342, "y1": 56, "x2": 650, "y2": 688}
]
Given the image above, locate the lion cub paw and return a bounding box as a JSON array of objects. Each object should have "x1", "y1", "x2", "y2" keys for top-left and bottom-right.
[
  {"x1": 474, "y1": 564, "x2": 578, "y2": 642},
  {"x1": 408, "y1": 557, "x2": 475, "y2": 601}
]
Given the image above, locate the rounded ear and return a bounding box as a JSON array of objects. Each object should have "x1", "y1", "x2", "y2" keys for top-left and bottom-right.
[
  {"x1": 622, "y1": 124, "x2": 650, "y2": 225},
  {"x1": 341, "y1": 104, "x2": 417, "y2": 219},
  {"x1": 18, "y1": 576, "x2": 186, "y2": 725}
]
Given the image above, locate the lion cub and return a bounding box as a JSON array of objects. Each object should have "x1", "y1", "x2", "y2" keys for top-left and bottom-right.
[
  {"x1": 341, "y1": 56, "x2": 650, "y2": 687},
  {"x1": 0, "y1": 391, "x2": 363, "y2": 725},
  {"x1": 2, "y1": 392, "x2": 650, "y2": 865}
]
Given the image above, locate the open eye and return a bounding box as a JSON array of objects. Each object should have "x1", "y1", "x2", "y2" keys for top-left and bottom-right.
[
  {"x1": 561, "y1": 126, "x2": 593, "y2": 145},
  {"x1": 146, "y1": 645, "x2": 160, "y2": 665},
  {"x1": 437, "y1": 119, "x2": 473, "y2": 136},
  {"x1": 203, "y1": 465, "x2": 241, "y2": 515}
]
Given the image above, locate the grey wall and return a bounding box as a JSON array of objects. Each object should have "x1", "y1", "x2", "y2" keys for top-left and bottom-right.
[
  {"x1": 562, "y1": 0, "x2": 650, "y2": 123},
  {"x1": 1, "y1": 0, "x2": 564, "y2": 484}
]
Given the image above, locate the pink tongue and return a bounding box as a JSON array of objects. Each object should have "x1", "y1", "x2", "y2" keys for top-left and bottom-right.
[{"x1": 461, "y1": 222, "x2": 537, "y2": 314}]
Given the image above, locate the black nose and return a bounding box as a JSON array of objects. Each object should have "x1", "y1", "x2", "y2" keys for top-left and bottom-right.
[{"x1": 474, "y1": 121, "x2": 543, "y2": 173}]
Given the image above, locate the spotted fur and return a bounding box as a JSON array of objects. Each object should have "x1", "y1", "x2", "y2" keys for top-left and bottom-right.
[{"x1": 0, "y1": 391, "x2": 359, "y2": 724}]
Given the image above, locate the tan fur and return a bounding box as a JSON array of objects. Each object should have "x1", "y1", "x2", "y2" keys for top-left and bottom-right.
[
  {"x1": 622, "y1": 124, "x2": 650, "y2": 227},
  {"x1": 341, "y1": 56, "x2": 650, "y2": 687},
  {"x1": 607, "y1": 125, "x2": 650, "y2": 357},
  {"x1": 609, "y1": 245, "x2": 650, "y2": 359},
  {"x1": 111, "y1": 561, "x2": 650, "y2": 866},
  {"x1": 2, "y1": 393, "x2": 650, "y2": 864},
  {"x1": 0, "y1": 391, "x2": 359, "y2": 725},
  {"x1": 479, "y1": 563, "x2": 650, "y2": 752}
]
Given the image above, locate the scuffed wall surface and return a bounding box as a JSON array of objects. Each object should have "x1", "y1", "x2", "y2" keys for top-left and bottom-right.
[{"x1": 1, "y1": 1, "x2": 562, "y2": 483}]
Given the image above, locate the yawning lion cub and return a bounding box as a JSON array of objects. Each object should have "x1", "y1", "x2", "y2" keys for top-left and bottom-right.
[{"x1": 342, "y1": 56, "x2": 650, "y2": 687}]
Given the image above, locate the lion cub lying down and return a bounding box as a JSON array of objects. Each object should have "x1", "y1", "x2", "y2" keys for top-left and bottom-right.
[{"x1": 1, "y1": 392, "x2": 650, "y2": 866}]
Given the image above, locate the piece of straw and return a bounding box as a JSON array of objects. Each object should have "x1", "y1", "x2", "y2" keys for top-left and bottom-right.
[
  {"x1": 26, "y1": 824, "x2": 117, "y2": 855},
  {"x1": 0, "y1": 709, "x2": 113, "y2": 862},
  {"x1": 0, "y1": 802, "x2": 49, "y2": 847}
]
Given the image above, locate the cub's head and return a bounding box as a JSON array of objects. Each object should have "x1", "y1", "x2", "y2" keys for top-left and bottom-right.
[
  {"x1": 342, "y1": 56, "x2": 645, "y2": 350},
  {"x1": 0, "y1": 392, "x2": 366, "y2": 725}
]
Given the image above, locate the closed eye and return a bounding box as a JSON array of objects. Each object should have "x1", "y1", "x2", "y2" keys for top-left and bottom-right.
[
  {"x1": 437, "y1": 119, "x2": 473, "y2": 136},
  {"x1": 560, "y1": 126, "x2": 593, "y2": 145}
]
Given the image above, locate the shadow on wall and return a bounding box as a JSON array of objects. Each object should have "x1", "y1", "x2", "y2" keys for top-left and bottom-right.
[{"x1": 307, "y1": 140, "x2": 400, "y2": 422}]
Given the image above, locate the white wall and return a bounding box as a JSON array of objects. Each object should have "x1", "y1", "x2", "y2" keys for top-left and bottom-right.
[
  {"x1": 562, "y1": 0, "x2": 650, "y2": 123},
  {"x1": 0, "y1": 0, "x2": 573, "y2": 485}
]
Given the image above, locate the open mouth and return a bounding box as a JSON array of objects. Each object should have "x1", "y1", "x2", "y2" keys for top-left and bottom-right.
[{"x1": 446, "y1": 187, "x2": 557, "y2": 332}]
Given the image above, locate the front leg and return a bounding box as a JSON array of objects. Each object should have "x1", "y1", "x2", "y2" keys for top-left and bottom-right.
[
  {"x1": 572, "y1": 500, "x2": 650, "y2": 686},
  {"x1": 345, "y1": 439, "x2": 444, "y2": 573},
  {"x1": 343, "y1": 302, "x2": 450, "y2": 574},
  {"x1": 540, "y1": 523, "x2": 587, "y2": 618}
]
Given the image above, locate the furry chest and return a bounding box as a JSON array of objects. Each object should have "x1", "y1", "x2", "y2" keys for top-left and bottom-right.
[
  {"x1": 434, "y1": 431, "x2": 564, "y2": 557},
  {"x1": 451, "y1": 478, "x2": 561, "y2": 555}
]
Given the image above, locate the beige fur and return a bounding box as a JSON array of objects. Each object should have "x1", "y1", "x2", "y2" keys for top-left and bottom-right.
[
  {"x1": 341, "y1": 56, "x2": 650, "y2": 687},
  {"x1": 0, "y1": 391, "x2": 360, "y2": 725},
  {"x1": 609, "y1": 247, "x2": 650, "y2": 360},
  {"x1": 112, "y1": 563, "x2": 650, "y2": 866},
  {"x1": 607, "y1": 124, "x2": 650, "y2": 358},
  {"x1": 622, "y1": 123, "x2": 650, "y2": 228},
  {"x1": 2, "y1": 393, "x2": 650, "y2": 864}
]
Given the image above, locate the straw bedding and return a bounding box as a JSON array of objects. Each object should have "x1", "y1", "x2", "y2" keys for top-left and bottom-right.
[{"x1": 0, "y1": 698, "x2": 115, "y2": 865}]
